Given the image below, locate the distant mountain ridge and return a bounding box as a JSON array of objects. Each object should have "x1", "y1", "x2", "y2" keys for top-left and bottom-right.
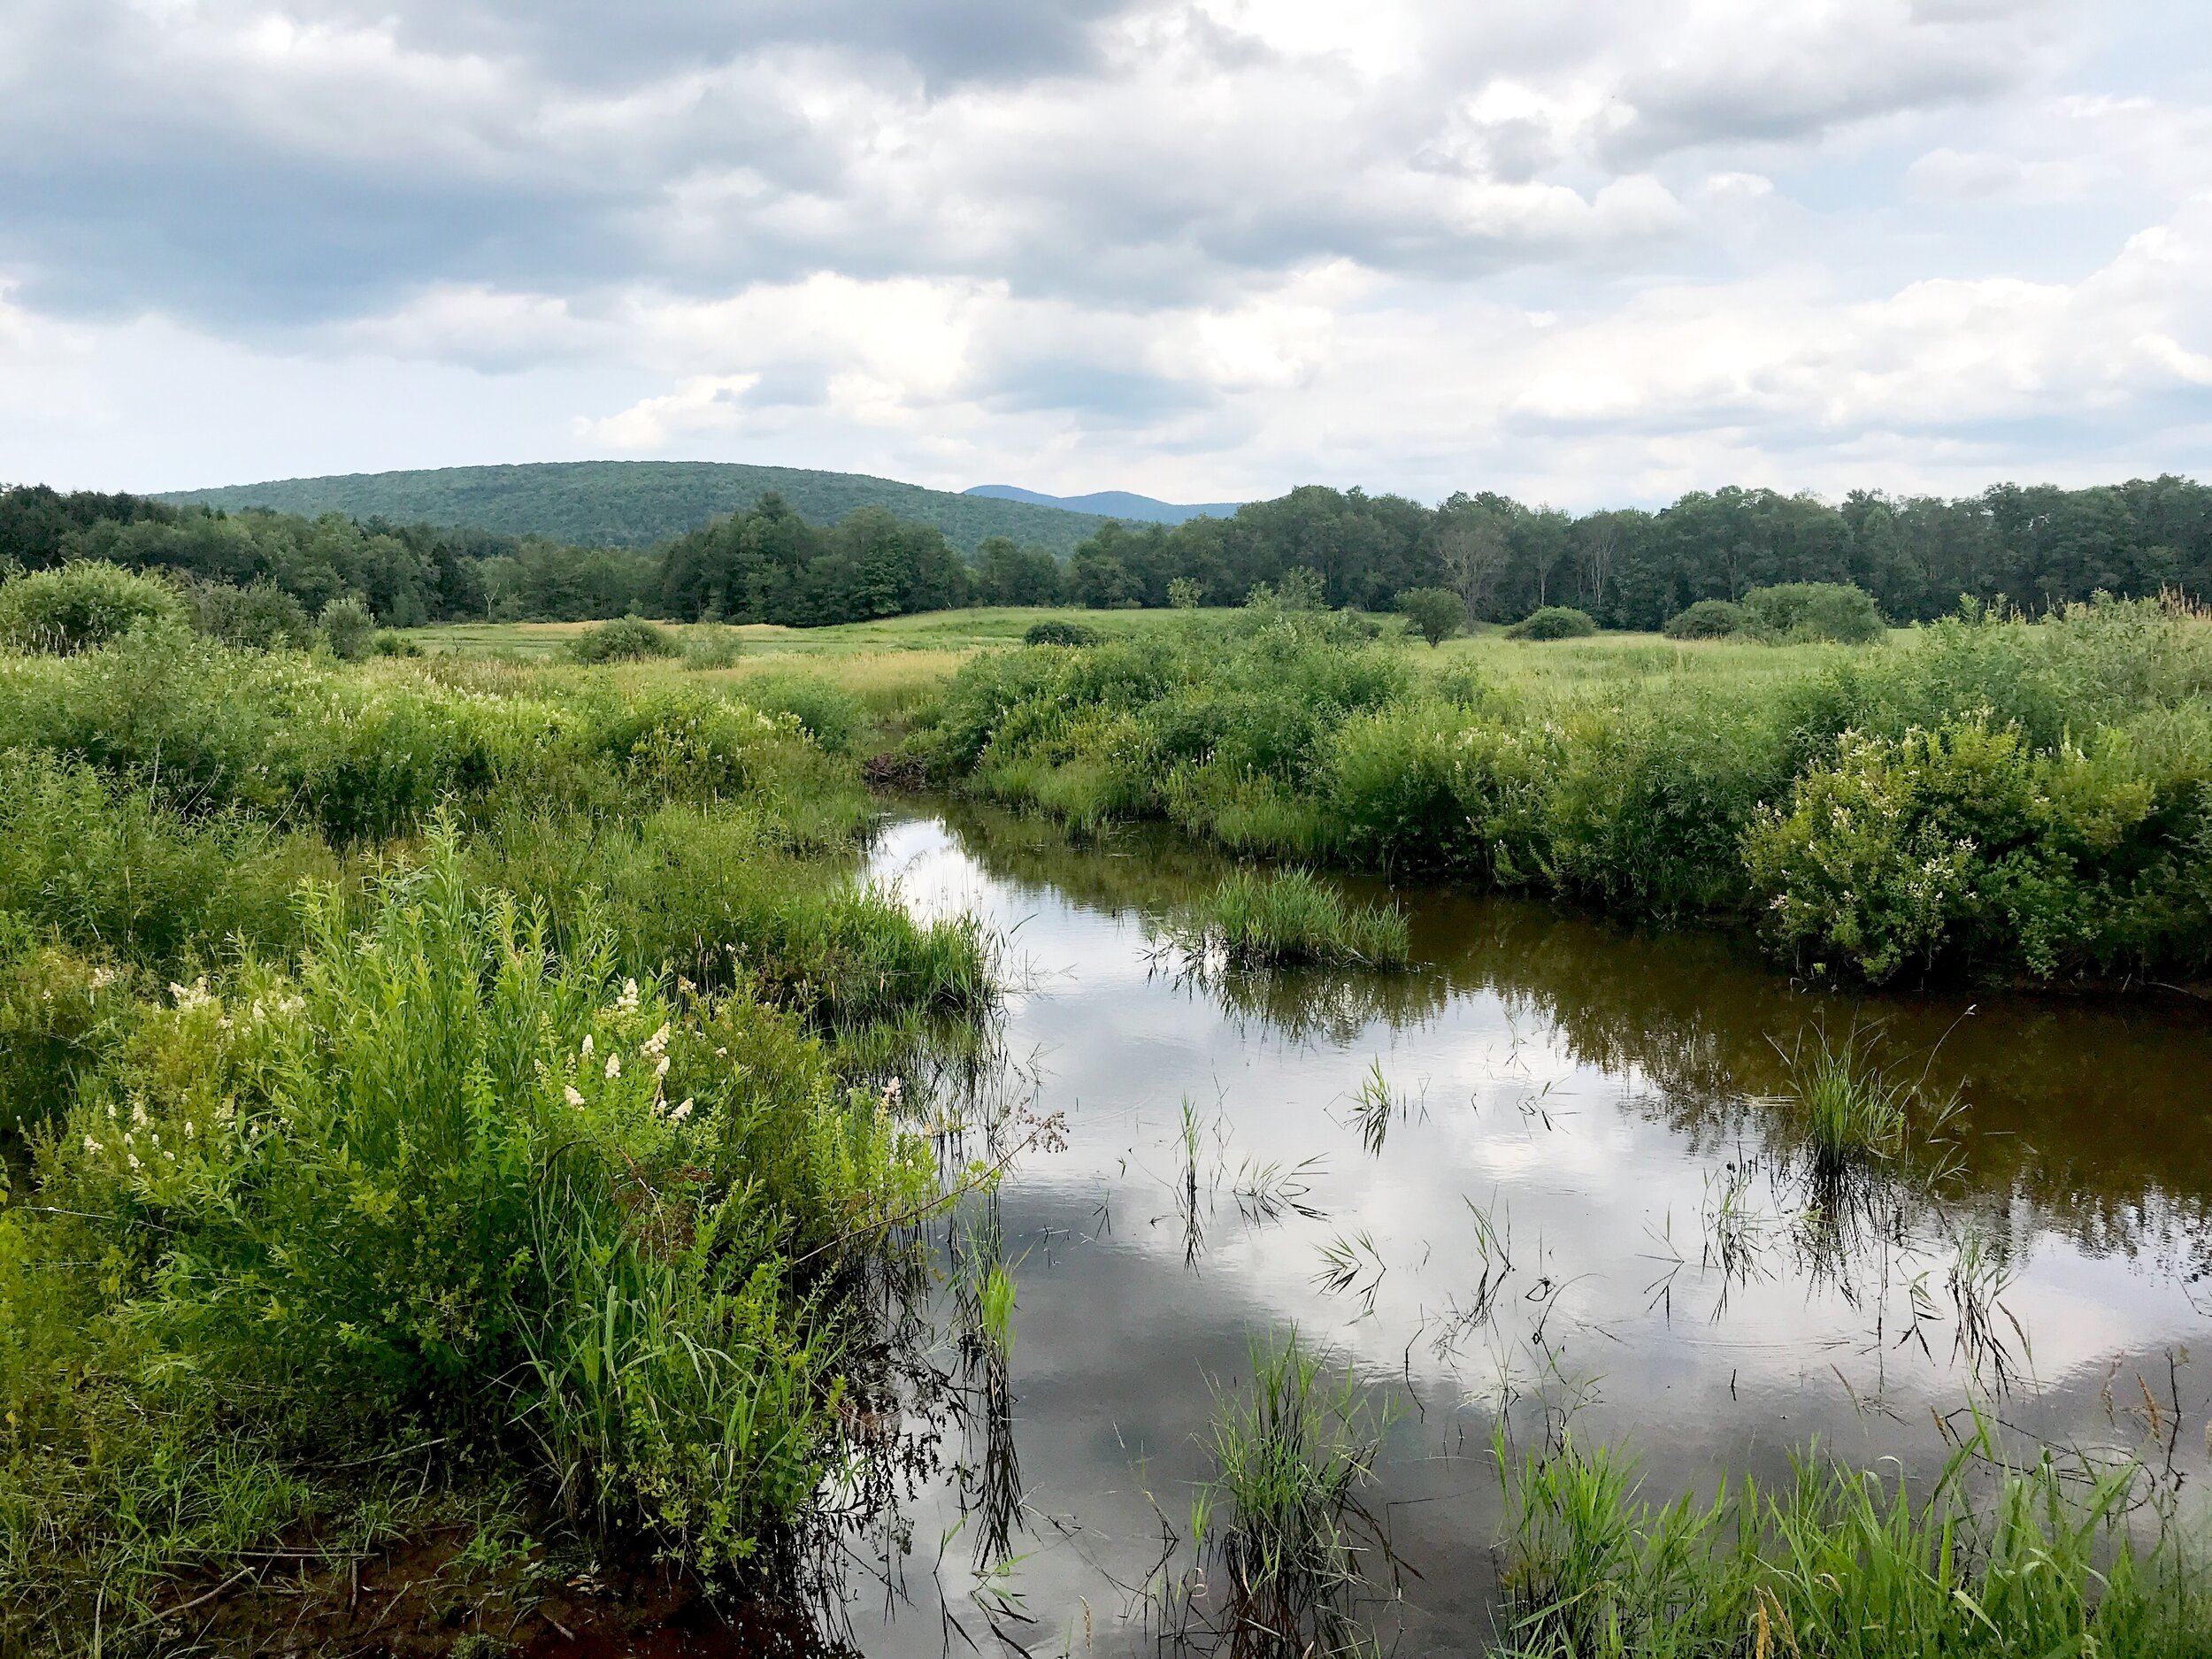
[
  {"x1": 964, "y1": 484, "x2": 1243, "y2": 524},
  {"x1": 158, "y1": 460, "x2": 1118, "y2": 555}
]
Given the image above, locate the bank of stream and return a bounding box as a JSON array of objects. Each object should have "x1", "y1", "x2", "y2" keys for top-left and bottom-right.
[{"x1": 836, "y1": 804, "x2": 2212, "y2": 1657}]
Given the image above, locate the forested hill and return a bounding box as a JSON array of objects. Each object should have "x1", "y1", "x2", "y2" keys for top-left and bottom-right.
[{"x1": 158, "y1": 460, "x2": 1115, "y2": 556}]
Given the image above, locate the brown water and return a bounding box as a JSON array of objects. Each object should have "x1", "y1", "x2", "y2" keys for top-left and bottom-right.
[{"x1": 836, "y1": 807, "x2": 2212, "y2": 1657}]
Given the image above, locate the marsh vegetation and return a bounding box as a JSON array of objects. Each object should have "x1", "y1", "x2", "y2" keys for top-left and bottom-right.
[{"x1": 5, "y1": 560, "x2": 2212, "y2": 1655}]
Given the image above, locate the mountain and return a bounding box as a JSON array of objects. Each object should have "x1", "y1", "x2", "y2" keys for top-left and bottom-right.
[
  {"x1": 964, "y1": 485, "x2": 1243, "y2": 524},
  {"x1": 158, "y1": 460, "x2": 1118, "y2": 555}
]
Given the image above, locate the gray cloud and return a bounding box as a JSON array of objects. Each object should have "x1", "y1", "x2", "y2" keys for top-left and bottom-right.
[{"x1": 1, "y1": 0, "x2": 2206, "y2": 504}]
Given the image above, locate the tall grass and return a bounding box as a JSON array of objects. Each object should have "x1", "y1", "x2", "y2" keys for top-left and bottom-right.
[
  {"x1": 1495, "y1": 1421, "x2": 2212, "y2": 1658},
  {"x1": 1165, "y1": 869, "x2": 1411, "y2": 969},
  {"x1": 0, "y1": 841, "x2": 958, "y2": 1640},
  {"x1": 1775, "y1": 1025, "x2": 1914, "y2": 1172},
  {"x1": 0, "y1": 630, "x2": 1003, "y2": 1644},
  {"x1": 1187, "y1": 1333, "x2": 1397, "y2": 1659}
]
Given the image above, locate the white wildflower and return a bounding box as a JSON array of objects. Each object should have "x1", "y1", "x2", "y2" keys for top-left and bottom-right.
[
  {"x1": 641, "y1": 1023, "x2": 671, "y2": 1056},
  {"x1": 605, "y1": 1053, "x2": 620, "y2": 1079},
  {"x1": 654, "y1": 1056, "x2": 670, "y2": 1078},
  {"x1": 580, "y1": 1033, "x2": 594, "y2": 1057},
  {"x1": 564, "y1": 1086, "x2": 586, "y2": 1108},
  {"x1": 83, "y1": 1136, "x2": 101, "y2": 1155},
  {"x1": 616, "y1": 978, "x2": 641, "y2": 1013},
  {"x1": 669, "y1": 1098, "x2": 694, "y2": 1124}
]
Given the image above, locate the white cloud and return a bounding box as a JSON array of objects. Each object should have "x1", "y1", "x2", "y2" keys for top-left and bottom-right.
[{"x1": 0, "y1": 0, "x2": 2208, "y2": 501}]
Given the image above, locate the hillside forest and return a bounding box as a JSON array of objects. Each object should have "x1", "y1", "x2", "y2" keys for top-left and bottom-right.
[{"x1": 5, "y1": 473, "x2": 2210, "y2": 633}]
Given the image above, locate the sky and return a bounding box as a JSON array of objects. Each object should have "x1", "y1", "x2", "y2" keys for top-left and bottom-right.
[{"x1": 1, "y1": 0, "x2": 2208, "y2": 507}]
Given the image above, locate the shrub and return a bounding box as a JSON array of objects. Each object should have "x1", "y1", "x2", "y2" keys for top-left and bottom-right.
[
  {"x1": 1505, "y1": 605, "x2": 1598, "y2": 641},
  {"x1": 1024, "y1": 618, "x2": 1102, "y2": 647},
  {"x1": 191, "y1": 580, "x2": 315, "y2": 651},
  {"x1": 316, "y1": 592, "x2": 377, "y2": 660},
  {"x1": 1740, "y1": 716, "x2": 2194, "y2": 983},
  {"x1": 27, "y1": 845, "x2": 940, "y2": 1583},
  {"x1": 1167, "y1": 577, "x2": 1204, "y2": 610},
  {"x1": 1663, "y1": 598, "x2": 1748, "y2": 640},
  {"x1": 1742, "y1": 581, "x2": 1886, "y2": 644},
  {"x1": 1248, "y1": 567, "x2": 1330, "y2": 612},
  {"x1": 732, "y1": 671, "x2": 868, "y2": 755},
  {"x1": 682, "y1": 621, "x2": 742, "y2": 670},
  {"x1": 0, "y1": 561, "x2": 183, "y2": 654},
  {"x1": 373, "y1": 628, "x2": 425, "y2": 657},
  {"x1": 1394, "y1": 586, "x2": 1467, "y2": 646},
  {"x1": 568, "y1": 614, "x2": 680, "y2": 664}
]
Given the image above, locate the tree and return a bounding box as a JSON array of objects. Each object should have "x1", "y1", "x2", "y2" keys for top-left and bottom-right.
[
  {"x1": 1436, "y1": 501, "x2": 1510, "y2": 622},
  {"x1": 972, "y1": 536, "x2": 1064, "y2": 606},
  {"x1": 319, "y1": 594, "x2": 376, "y2": 660},
  {"x1": 1394, "y1": 586, "x2": 1466, "y2": 645}
]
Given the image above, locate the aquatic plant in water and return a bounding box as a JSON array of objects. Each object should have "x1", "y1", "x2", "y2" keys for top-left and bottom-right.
[
  {"x1": 1494, "y1": 1416, "x2": 2212, "y2": 1658},
  {"x1": 1164, "y1": 868, "x2": 1411, "y2": 970},
  {"x1": 1185, "y1": 1333, "x2": 1399, "y2": 1659}
]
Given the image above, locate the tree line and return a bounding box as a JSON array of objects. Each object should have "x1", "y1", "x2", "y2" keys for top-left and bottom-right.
[
  {"x1": 7, "y1": 472, "x2": 2209, "y2": 632},
  {"x1": 1057, "y1": 477, "x2": 2212, "y2": 626}
]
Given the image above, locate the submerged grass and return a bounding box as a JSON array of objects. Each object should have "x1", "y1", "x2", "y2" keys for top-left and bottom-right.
[
  {"x1": 1166, "y1": 869, "x2": 1411, "y2": 969},
  {"x1": 1495, "y1": 1419, "x2": 2212, "y2": 1658}
]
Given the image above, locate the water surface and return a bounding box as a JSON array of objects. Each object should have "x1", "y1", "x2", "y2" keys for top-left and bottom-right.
[{"x1": 840, "y1": 808, "x2": 2212, "y2": 1657}]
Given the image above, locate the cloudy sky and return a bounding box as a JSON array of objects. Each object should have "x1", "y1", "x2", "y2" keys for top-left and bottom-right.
[{"x1": 2, "y1": 0, "x2": 2207, "y2": 506}]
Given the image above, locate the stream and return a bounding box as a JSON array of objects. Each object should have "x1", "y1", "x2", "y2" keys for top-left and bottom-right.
[{"x1": 830, "y1": 807, "x2": 2212, "y2": 1657}]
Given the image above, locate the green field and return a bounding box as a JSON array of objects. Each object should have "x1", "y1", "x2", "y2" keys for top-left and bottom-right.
[{"x1": 406, "y1": 605, "x2": 1239, "y2": 659}]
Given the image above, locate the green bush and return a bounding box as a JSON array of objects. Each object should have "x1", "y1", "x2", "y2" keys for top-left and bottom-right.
[
  {"x1": 923, "y1": 602, "x2": 2212, "y2": 985},
  {"x1": 0, "y1": 630, "x2": 874, "y2": 843},
  {"x1": 0, "y1": 561, "x2": 183, "y2": 654},
  {"x1": 1663, "y1": 598, "x2": 1748, "y2": 640},
  {"x1": 568, "y1": 614, "x2": 680, "y2": 664},
  {"x1": 373, "y1": 627, "x2": 425, "y2": 657},
  {"x1": 1741, "y1": 716, "x2": 2202, "y2": 983},
  {"x1": 319, "y1": 592, "x2": 377, "y2": 660},
  {"x1": 1024, "y1": 618, "x2": 1102, "y2": 647},
  {"x1": 190, "y1": 580, "x2": 316, "y2": 651},
  {"x1": 1505, "y1": 606, "x2": 1598, "y2": 641},
  {"x1": 682, "y1": 621, "x2": 743, "y2": 670},
  {"x1": 1394, "y1": 586, "x2": 1467, "y2": 646},
  {"x1": 734, "y1": 671, "x2": 869, "y2": 754},
  {"x1": 1742, "y1": 581, "x2": 1886, "y2": 644}
]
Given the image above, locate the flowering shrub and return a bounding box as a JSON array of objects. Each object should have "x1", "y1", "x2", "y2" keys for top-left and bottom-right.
[
  {"x1": 1742, "y1": 718, "x2": 2193, "y2": 982},
  {"x1": 37, "y1": 842, "x2": 937, "y2": 1573}
]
